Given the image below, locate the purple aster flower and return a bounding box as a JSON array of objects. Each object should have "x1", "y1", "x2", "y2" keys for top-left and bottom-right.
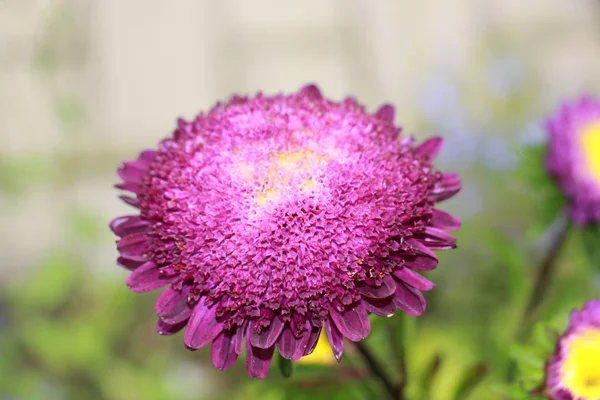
[
  {"x1": 546, "y1": 97, "x2": 600, "y2": 225},
  {"x1": 110, "y1": 85, "x2": 461, "y2": 378},
  {"x1": 546, "y1": 299, "x2": 600, "y2": 400}
]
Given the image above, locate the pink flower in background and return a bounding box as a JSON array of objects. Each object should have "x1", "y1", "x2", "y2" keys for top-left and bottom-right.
[
  {"x1": 546, "y1": 97, "x2": 600, "y2": 225},
  {"x1": 110, "y1": 85, "x2": 461, "y2": 378},
  {"x1": 546, "y1": 299, "x2": 600, "y2": 400}
]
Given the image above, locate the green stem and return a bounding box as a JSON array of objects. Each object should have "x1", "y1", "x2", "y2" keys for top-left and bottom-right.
[{"x1": 353, "y1": 341, "x2": 401, "y2": 400}]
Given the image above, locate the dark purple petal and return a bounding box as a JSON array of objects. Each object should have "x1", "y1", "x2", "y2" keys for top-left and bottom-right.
[
  {"x1": 363, "y1": 297, "x2": 396, "y2": 317},
  {"x1": 404, "y1": 255, "x2": 438, "y2": 271},
  {"x1": 155, "y1": 286, "x2": 193, "y2": 324},
  {"x1": 431, "y1": 209, "x2": 461, "y2": 231},
  {"x1": 184, "y1": 298, "x2": 223, "y2": 350},
  {"x1": 277, "y1": 327, "x2": 299, "y2": 360},
  {"x1": 117, "y1": 256, "x2": 145, "y2": 270},
  {"x1": 300, "y1": 84, "x2": 323, "y2": 100},
  {"x1": 421, "y1": 227, "x2": 457, "y2": 250},
  {"x1": 302, "y1": 326, "x2": 322, "y2": 357},
  {"x1": 328, "y1": 303, "x2": 370, "y2": 342},
  {"x1": 431, "y1": 172, "x2": 461, "y2": 202},
  {"x1": 375, "y1": 104, "x2": 395, "y2": 122},
  {"x1": 324, "y1": 319, "x2": 344, "y2": 362},
  {"x1": 291, "y1": 329, "x2": 313, "y2": 360},
  {"x1": 357, "y1": 275, "x2": 397, "y2": 299},
  {"x1": 405, "y1": 239, "x2": 438, "y2": 270},
  {"x1": 211, "y1": 330, "x2": 239, "y2": 370},
  {"x1": 110, "y1": 215, "x2": 148, "y2": 238},
  {"x1": 116, "y1": 234, "x2": 148, "y2": 258},
  {"x1": 156, "y1": 319, "x2": 187, "y2": 336},
  {"x1": 126, "y1": 262, "x2": 168, "y2": 293},
  {"x1": 393, "y1": 268, "x2": 435, "y2": 291},
  {"x1": 119, "y1": 195, "x2": 140, "y2": 208},
  {"x1": 233, "y1": 323, "x2": 246, "y2": 355},
  {"x1": 249, "y1": 317, "x2": 285, "y2": 349},
  {"x1": 415, "y1": 137, "x2": 443, "y2": 160},
  {"x1": 393, "y1": 283, "x2": 426, "y2": 316},
  {"x1": 246, "y1": 336, "x2": 275, "y2": 378}
]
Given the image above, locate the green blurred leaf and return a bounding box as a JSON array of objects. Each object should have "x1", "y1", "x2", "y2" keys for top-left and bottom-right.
[
  {"x1": 278, "y1": 354, "x2": 294, "y2": 378},
  {"x1": 10, "y1": 252, "x2": 80, "y2": 311},
  {"x1": 514, "y1": 144, "x2": 566, "y2": 239},
  {"x1": 580, "y1": 222, "x2": 600, "y2": 268},
  {"x1": 483, "y1": 231, "x2": 528, "y2": 304},
  {"x1": 418, "y1": 353, "x2": 443, "y2": 400},
  {"x1": 451, "y1": 363, "x2": 488, "y2": 400},
  {"x1": 67, "y1": 209, "x2": 104, "y2": 243}
]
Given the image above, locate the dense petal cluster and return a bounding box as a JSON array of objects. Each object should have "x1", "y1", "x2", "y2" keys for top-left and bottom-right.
[
  {"x1": 546, "y1": 97, "x2": 600, "y2": 225},
  {"x1": 546, "y1": 299, "x2": 600, "y2": 400},
  {"x1": 111, "y1": 85, "x2": 461, "y2": 378}
]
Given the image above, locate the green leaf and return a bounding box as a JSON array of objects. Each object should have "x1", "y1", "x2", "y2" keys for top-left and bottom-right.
[
  {"x1": 483, "y1": 231, "x2": 527, "y2": 304},
  {"x1": 278, "y1": 354, "x2": 294, "y2": 378},
  {"x1": 580, "y1": 222, "x2": 600, "y2": 268},
  {"x1": 451, "y1": 363, "x2": 488, "y2": 400},
  {"x1": 418, "y1": 353, "x2": 443, "y2": 400},
  {"x1": 514, "y1": 144, "x2": 566, "y2": 239}
]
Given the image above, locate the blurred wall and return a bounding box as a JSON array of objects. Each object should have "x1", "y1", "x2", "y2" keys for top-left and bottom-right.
[{"x1": 1, "y1": 0, "x2": 600, "y2": 275}]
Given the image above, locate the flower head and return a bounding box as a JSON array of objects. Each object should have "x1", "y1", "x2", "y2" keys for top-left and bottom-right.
[
  {"x1": 546, "y1": 97, "x2": 600, "y2": 225},
  {"x1": 546, "y1": 299, "x2": 600, "y2": 400},
  {"x1": 111, "y1": 85, "x2": 461, "y2": 378}
]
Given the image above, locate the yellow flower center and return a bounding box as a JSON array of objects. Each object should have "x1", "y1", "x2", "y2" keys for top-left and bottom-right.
[
  {"x1": 580, "y1": 122, "x2": 600, "y2": 184},
  {"x1": 560, "y1": 328, "x2": 600, "y2": 399},
  {"x1": 297, "y1": 331, "x2": 336, "y2": 365},
  {"x1": 235, "y1": 149, "x2": 328, "y2": 207}
]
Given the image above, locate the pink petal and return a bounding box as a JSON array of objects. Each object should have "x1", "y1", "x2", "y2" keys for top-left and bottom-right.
[
  {"x1": 431, "y1": 209, "x2": 461, "y2": 231},
  {"x1": 431, "y1": 172, "x2": 461, "y2": 202},
  {"x1": 302, "y1": 326, "x2": 322, "y2": 357},
  {"x1": 393, "y1": 268, "x2": 435, "y2": 291},
  {"x1": 117, "y1": 234, "x2": 148, "y2": 259},
  {"x1": 324, "y1": 319, "x2": 344, "y2": 362},
  {"x1": 277, "y1": 327, "x2": 299, "y2": 360},
  {"x1": 184, "y1": 298, "x2": 223, "y2": 350},
  {"x1": 300, "y1": 84, "x2": 323, "y2": 100},
  {"x1": 328, "y1": 302, "x2": 370, "y2": 342},
  {"x1": 363, "y1": 297, "x2": 396, "y2": 317},
  {"x1": 126, "y1": 262, "x2": 168, "y2": 293},
  {"x1": 375, "y1": 104, "x2": 395, "y2": 122},
  {"x1": 357, "y1": 275, "x2": 397, "y2": 299},
  {"x1": 155, "y1": 286, "x2": 193, "y2": 324},
  {"x1": 393, "y1": 283, "x2": 426, "y2": 316},
  {"x1": 212, "y1": 330, "x2": 239, "y2": 370},
  {"x1": 156, "y1": 319, "x2": 187, "y2": 336},
  {"x1": 421, "y1": 227, "x2": 457, "y2": 250},
  {"x1": 415, "y1": 137, "x2": 443, "y2": 160},
  {"x1": 117, "y1": 256, "x2": 145, "y2": 270},
  {"x1": 246, "y1": 336, "x2": 275, "y2": 379},
  {"x1": 110, "y1": 216, "x2": 148, "y2": 238},
  {"x1": 249, "y1": 317, "x2": 285, "y2": 349}
]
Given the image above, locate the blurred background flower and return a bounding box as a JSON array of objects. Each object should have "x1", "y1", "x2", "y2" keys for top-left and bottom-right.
[{"x1": 2, "y1": 1, "x2": 600, "y2": 399}]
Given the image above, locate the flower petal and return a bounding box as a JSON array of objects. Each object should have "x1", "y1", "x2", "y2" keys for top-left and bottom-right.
[
  {"x1": 117, "y1": 234, "x2": 148, "y2": 259},
  {"x1": 110, "y1": 215, "x2": 148, "y2": 238},
  {"x1": 363, "y1": 297, "x2": 396, "y2": 317},
  {"x1": 246, "y1": 337, "x2": 275, "y2": 379},
  {"x1": 212, "y1": 330, "x2": 239, "y2": 370},
  {"x1": 324, "y1": 319, "x2": 344, "y2": 362},
  {"x1": 393, "y1": 268, "x2": 435, "y2": 291},
  {"x1": 184, "y1": 298, "x2": 223, "y2": 350},
  {"x1": 155, "y1": 286, "x2": 193, "y2": 324},
  {"x1": 393, "y1": 283, "x2": 426, "y2": 316},
  {"x1": 249, "y1": 317, "x2": 285, "y2": 349},
  {"x1": 156, "y1": 319, "x2": 187, "y2": 336},
  {"x1": 302, "y1": 326, "x2": 322, "y2": 357},
  {"x1": 356, "y1": 275, "x2": 397, "y2": 299},
  {"x1": 328, "y1": 302, "x2": 370, "y2": 342},
  {"x1": 277, "y1": 327, "x2": 299, "y2": 360},
  {"x1": 375, "y1": 104, "x2": 395, "y2": 122},
  {"x1": 126, "y1": 262, "x2": 168, "y2": 293},
  {"x1": 415, "y1": 137, "x2": 443, "y2": 160},
  {"x1": 431, "y1": 209, "x2": 461, "y2": 231}
]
